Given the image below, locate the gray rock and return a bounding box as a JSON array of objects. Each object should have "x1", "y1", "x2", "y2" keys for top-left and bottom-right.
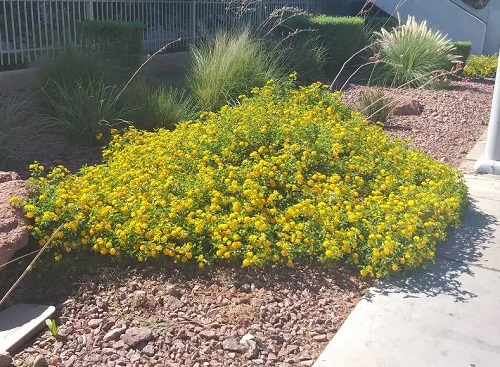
[
  {"x1": 221, "y1": 338, "x2": 246, "y2": 353},
  {"x1": 121, "y1": 327, "x2": 153, "y2": 348},
  {"x1": 244, "y1": 339, "x2": 259, "y2": 359}
]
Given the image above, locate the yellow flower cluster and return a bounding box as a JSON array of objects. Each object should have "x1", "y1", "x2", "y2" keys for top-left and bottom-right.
[
  {"x1": 24, "y1": 79, "x2": 467, "y2": 277},
  {"x1": 463, "y1": 54, "x2": 498, "y2": 78}
]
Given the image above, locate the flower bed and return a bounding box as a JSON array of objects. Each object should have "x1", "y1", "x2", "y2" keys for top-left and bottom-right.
[
  {"x1": 21, "y1": 79, "x2": 467, "y2": 278},
  {"x1": 463, "y1": 54, "x2": 498, "y2": 78}
]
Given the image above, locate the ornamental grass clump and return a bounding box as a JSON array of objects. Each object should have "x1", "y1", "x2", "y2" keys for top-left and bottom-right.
[
  {"x1": 22, "y1": 78, "x2": 467, "y2": 278},
  {"x1": 0, "y1": 92, "x2": 28, "y2": 168},
  {"x1": 121, "y1": 81, "x2": 200, "y2": 131},
  {"x1": 357, "y1": 89, "x2": 396, "y2": 125},
  {"x1": 372, "y1": 16, "x2": 457, "y2": 87},
  {"x1": 188, "y1": 28, "x2": 282, "y2": 111}
]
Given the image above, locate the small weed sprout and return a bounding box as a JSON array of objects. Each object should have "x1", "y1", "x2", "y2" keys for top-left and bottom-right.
[{"x1": 45, "y1": 319, "x2": 58, "y2": 337}]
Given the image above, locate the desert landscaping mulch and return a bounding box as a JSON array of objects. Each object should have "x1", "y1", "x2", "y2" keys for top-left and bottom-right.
[
  {"x1": 343, "y1": 79, "x2": 494, "y2": 167},
  {"x1": 3, "y1": 261, "x2": 366, "y2": 367},
  {"x1": 1, "y1": 78, "x2": 494, "y2": 366}
]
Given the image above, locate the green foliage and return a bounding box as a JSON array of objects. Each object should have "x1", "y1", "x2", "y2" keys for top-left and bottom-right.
[
  {"x1": 452, "y1": 41, "x2": 472, "y2": 65},
  {"x1": 463, "y1": 54, "x2": 498, "y2": 78},
  {"x1": 276, "y1": 32, "x2": 327, "y2": 84},
  {"x1": 364, "y1": 16, "x2": 399, "y2": 41},
  {"x1": 45, "y1": 319, "x2": 58, "y2": 336},
  {"x1": 40, "y1": 78, "x2": 129, "y2": 146},
  {"x1": 38, "y1": 46, "x2": 114, "y2": 90},
  {"x1": 78, "y1": 21, "x2": 145, "y2": 75},
  {"x1": 24, "y1": 78, "x2": 467, "y2": 278},
  {"x1": 372, "y1": 16, "x2": 457, "y2": 87},
  {"x1": 0, "y1": 92, "x2": 28, "y2": 168},
  {"x1": 37, "y1": 46, "x2": 132, "y2": 145},
  {"x1": 188, "y1": 28, "x2": 282, "y2": 111},
  {"x1": 284, "y1": 15, "x2": 366, "y2": 77},
  {"x1": 122, "y1": 81, "x2": 200, "y2": 131},
  {"x1": 357, "y1": 89, "x2": 395, "y2": 125}
]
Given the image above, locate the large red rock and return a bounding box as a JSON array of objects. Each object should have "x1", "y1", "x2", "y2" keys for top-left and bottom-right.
[{"x1": 0, "y1": 171, "x2": 30, "y2": 267}]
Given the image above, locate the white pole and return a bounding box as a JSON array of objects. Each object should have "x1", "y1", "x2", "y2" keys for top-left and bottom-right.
[{"x1": 474, "y1": 49, "x2": 500, "y2": 174}]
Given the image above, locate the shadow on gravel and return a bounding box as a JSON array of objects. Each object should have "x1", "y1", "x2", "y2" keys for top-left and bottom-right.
[
  {"x1": 365, "y1": 198, "x2": 498, "y2": 303},
  {"x1": 446, "y1": 78, "x2": 495, "y2": 92},
  {"x1": 1, "y1": 237, "x2": 365, "y2": 313}
]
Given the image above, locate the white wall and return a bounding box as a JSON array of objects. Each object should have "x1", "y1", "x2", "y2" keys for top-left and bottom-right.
[{"x1": 373, "y1": 0, "x2": 488, "y2": 54}]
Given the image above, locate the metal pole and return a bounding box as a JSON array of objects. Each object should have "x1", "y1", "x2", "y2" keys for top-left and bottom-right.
[
  {"x1": 86, "y1": 0, "x2": 94, "y2": 21},
  {"x1": 474, "y1": 49, "x2": 500, "y2": 174},
  {"x1": 191, "y1": 0, "x2": 196, "y2": 45}
]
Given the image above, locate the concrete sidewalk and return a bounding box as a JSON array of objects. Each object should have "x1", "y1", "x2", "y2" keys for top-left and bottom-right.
[{"x1": 313, "y1": 174, "x2": 500, "y2": 367}]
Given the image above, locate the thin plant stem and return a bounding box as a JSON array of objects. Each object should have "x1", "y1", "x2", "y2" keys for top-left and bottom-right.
[
  {"x1": 0, "y1": 249, "x2": 44, "y2": 269},
  {"x1": 0, "y1": 224, "x2": 63, "y2": 308},
  {"x1": 339, "y1": 60, "x2": 379, "y2": 91},
  {"x1": 116, "y1": 39, "x2": 181, "y2": 102},
  {"x1": 329, "y1": 43, "x2": 377, "y2": 91}
]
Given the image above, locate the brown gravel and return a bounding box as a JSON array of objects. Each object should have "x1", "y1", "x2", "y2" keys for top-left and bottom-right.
[
  {"x1": 3, "y1": 260, "x2": 366, "y2": 367},
  {"x1": 342, "y1": 79, "x2": 494, "y2": 167},
  {"x1": 2, "y1": 78, "x2": 493, "y2": 366}
]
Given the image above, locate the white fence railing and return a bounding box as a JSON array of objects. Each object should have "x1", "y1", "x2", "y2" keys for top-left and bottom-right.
[{"x1": 0, "y1": 0, "x2": 315, "y2": 66}]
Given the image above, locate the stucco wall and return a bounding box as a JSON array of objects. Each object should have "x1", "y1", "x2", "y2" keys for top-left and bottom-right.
[{"x1": 484, "y1": 0, "x2": 500, "y2": 54}]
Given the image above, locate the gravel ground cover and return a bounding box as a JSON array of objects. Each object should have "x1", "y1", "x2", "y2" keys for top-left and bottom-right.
[
  {"x1": 1, "y1": 78, "x2": 493, "y2": 366},
  {"x1": 343, "y1": 79, "x2": 494, "y2": 167},
  {"x1": 3, "y1": 262, "x2": 365, "y2": 367}
]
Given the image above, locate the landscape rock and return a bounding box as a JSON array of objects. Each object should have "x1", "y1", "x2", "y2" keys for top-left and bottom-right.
[
  {"x1": 244, "y1": 340, "x2": 260, "y2": 359},
  {"x1": 221, "y1": 338, "x2": 246, "y2": 353},
  {"x1": 88, "y1": 319, "x2": 102, "y2": 329},
  {"x1": 64, "y1": 355, "x2": 76, "y2": 367},
  {"x1": 0, "y1": 351, "x2": 13, "y2": 367},
  {"x1": 312, "y1": 334, "x2": 328, "y2": 342},
  {"x1": 199, "y1": 330, "x2": 217, "y2": 340},
  {"x1": 0, "y1": 172, "x2": 30, "y2": 266},
  {"x1": 299, "y1": 360, "x2": 314, "y2": 367},
  {"x1": 0, "y1": 171, "x2": 20, "y2": 183},
  {"x1": 32, "y1": 355, "x2": 48, "y2": 367},
  {"x1": 392, "y1": 99, "x2": 424, "y2": 116},
  {"x1": 141, "y1": 344, "x2": 155, "y2": 357},
  {"x1": 164, "y1": 295, "x2": 184, "y2": 311},
  {"x1": 104, "y1": 326, "x2": 127, "y2": 342},
  {"x1": 120, "y1": 327, "x2": 153, "y2": 348}
]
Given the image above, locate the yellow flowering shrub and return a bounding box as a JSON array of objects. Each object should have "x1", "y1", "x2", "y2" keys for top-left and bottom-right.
[
  {"x1": 463, "y1": 54, "x2": 498, "y2": 78},
  {"x1": 23, "y1": 79, "x2": 467, "y2": 278}
]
